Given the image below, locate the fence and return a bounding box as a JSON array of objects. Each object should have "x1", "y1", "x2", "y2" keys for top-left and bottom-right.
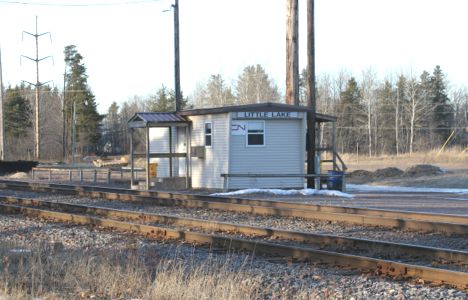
[{"x1": 31, "y1": 167, "x2": 145, "y2": 184}]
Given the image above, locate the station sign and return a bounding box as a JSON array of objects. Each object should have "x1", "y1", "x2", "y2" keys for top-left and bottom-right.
[{"x1": 235, "y1": 111, "x2": 299, "y2": 119}]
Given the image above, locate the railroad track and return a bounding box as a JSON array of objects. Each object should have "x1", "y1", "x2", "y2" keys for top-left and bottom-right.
[
  {"x1": 0, "y1": 195, "x2": 467, "y2": 289},
  {"x1": 0, "y1": 179, "x2": 467, "y2": 234}
]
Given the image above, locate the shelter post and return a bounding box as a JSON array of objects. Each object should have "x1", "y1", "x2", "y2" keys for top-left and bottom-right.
[
  {"x1": 185, "y1": 125, "x2": 190, "y2": 189},
  {"x1": 130, "y1": 128, "x2": 134, "y2": 187},
  {"x1": 169, "y1": 126, "x2": 173, "y2": 177},
  {"x1": 145, "y1": 126, "x2": 150, "y2": 190}
]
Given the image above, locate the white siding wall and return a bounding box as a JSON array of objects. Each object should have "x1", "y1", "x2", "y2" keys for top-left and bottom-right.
[
  {"x1": 190, "y1": 114, "x2": 229, "y2": 189},
  {"x1": 229, "y1": 114, "x2": 305, "y2": 189},
  {"x1": 149, "y1": 127, "x2": 177, "y2": 177}
]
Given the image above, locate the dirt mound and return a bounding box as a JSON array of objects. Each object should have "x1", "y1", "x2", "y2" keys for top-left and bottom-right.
[
  {"x1": 405, "y1": 164, "x2": 445, "y2": 177},
  {"x1": 348, "y1": 169, "x2": 373, "y2": 178},
  {"x1": 347, "y1": 170, "x2": 373, "y2": 183},
  {"x1": 373, "y1": 167, "x2": 404, "y2": 178},
  {"x1": 8, "y1": 172, "x2": 29, "y2": 179}
]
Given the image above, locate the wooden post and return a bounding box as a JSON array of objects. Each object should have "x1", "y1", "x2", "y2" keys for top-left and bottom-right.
[
  {"x1": 146, "y1": 126, "x2": 150, "y2": 190},
  {"x1": 185, "y1": 125, "x2": 190, "y2": 189},
  {"x1": 223, "y1": 174, "x2": 228, "y2": 192},
  {"x1": 120, "y1": 168, "x2": 123, "y2": 181},
  {"x1": 48, "y1": 169, "x2": 52, "y2": 181},
  {"x1": 68, "y1": 170, "x2": 72, "y2": 181},
  {"x1": 32, "y1": 169, "x2": 35, "y2": 180},
  {"x1": 79, "y1": 169, "x2": 83, "y2": 182},
  {"x1": 93, "y1": 169, "x2": 97, "y2": 183},
  {"x1": 169, "y1": 126, "x2": 173, "y2": 177},
  {"x1": 174, "y1": 0, "x2": 181, "y2": 111},
  {"x1": 107, "y1": 169, "x2": 111, "y2": 184},
  {"x1": 332, "y1": 122, "x2": 337, "y2": 171},
  {"x1": 130, "y1": 128, "x2": 134, "y2": 187},
  {"x1": 306, "y1": 0, "x2": 316, "y2": 188},
  {"x1": 286, "y1": 0, "x2": 299, "y2": 105},
  {"x1": 0, "y1": 48, "x2": 5, "y2": 160}
]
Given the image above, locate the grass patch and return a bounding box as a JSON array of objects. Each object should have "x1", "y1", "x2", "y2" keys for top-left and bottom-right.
[
  {"x1": 343, "y1": 147, "x2": 468, "y2": 171},
  {"x1": 0, "y1": 242, "x2": 264, "y2": 300}
]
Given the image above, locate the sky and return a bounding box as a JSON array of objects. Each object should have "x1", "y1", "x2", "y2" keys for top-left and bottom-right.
[{"x1": 0, "y1": 0, "x2": 467, "y2": 114}]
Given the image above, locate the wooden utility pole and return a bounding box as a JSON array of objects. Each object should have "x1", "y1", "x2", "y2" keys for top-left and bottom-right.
[
  {"x1": 0, "y1": 47, "x2": 5, "y2": 160},
  {"x1": 286, "y1": 0, "x2": 299, "y2": 105},
  {"x1": 306, "y1": 0, "x2": 316, "y2": 188},
  {"x1": 62, "y1": 67, "x2": 67, "y2": 161},
  {"x1": 22, "y1": 16, "x2": 52, "y2": 160},
  {"x1": 173, "y1": 0, "x2": 181, "y2": 111}
]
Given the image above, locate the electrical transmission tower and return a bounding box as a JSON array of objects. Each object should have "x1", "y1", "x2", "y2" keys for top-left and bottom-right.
[
  {"x1": 0, "y1": 47, "x2": 5, "y2": 160},
  {"x1": 21, "y1": 16, "x2": 52, "y2": 160}
]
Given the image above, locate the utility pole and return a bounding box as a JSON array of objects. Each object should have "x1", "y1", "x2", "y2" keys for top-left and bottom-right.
[
  {"x1": 62, "y1": 67, "x2": 67, "y2": 161},
  {"x1": 306, "y1": 0, "x2": 316, "y2": 188},
  {"x1": 0, "y1": 47, "x2": 5, "y2": 160},
  {"x1": 173, "y1": 0, "x2": 181, "y2": 111},
  {"x1": 21, "y1": 16, "x2": 52, "y2": 160},
  {"x1": 286, "y1": 0, "x2": 299, "y2": 105}
]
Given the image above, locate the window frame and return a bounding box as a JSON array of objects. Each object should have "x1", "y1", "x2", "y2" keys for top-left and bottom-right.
[
  {"x1": 204, "y1": 122, "x2": 212, "y2": 148},
  {"x1": 245, "y1": 120, "x2": 265, "y2": 147}
]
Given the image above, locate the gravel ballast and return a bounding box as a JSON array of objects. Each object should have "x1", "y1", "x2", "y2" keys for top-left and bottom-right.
[
  {"x1": 0, "y1": 213, "x2": 466, "y2": 299},
  {"x1": 1, "y1": 189, "x2": 466, "y2": 252}
]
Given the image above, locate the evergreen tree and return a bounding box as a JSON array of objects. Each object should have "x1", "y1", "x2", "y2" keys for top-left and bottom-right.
[
  {"x1": 102, "y1": 101, "x2": 121, "y2": 154},
  {"x1": 430, "y1": 65, "x2": 453, "y2": 142},
  {"x1": 148, "y1": 85, "x2": 173, "y2": 112},
  {"x1": 376, "y1": 80, "x2": 397, "y2": 154},
  {"x1": 64, "y1": 45, "x2": 102, "y2": 155},
  {"x1": 147, "y1": 85, "x2": 188, "y2": 112},
  {"x1": 337, "y1": 77, "x2": 365, "y2": 152},
  {"x1": 4, "y1": 85, "x2": 32, "y2": 137}
]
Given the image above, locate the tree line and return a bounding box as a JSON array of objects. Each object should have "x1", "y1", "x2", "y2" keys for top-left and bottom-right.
[
  {"x1": 3, "y1": 48, "x2": 467, "y2": 160},
  {"x1": 3, "y1": 45, "x2": 101, "y2": 160}
]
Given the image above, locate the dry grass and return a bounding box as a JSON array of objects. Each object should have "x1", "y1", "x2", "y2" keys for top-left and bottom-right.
[
  {"x1": 0, "y1": 242, "x2": 265, "y2": 300},
  {"x1": 342, "y1": 147, "x2": 468, "y2": 172}
]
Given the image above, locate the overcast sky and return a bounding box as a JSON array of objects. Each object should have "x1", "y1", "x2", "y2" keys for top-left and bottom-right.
[{"x1": 0, "y1": 0, "x2": 467, "y2": 113}]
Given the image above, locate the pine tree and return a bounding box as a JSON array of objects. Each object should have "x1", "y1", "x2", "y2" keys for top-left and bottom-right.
[
  {"x1": 337, "y1": 77, "x2": 365, "y2": 152},
  {"x1": 147, "y1": 85, "x2": 188, "y2": 112},
  {"x1": 64, "y1": 45, "x2": 102, "y2": 156},
  {"x1": 430, "y1": 65, "x2": 453, "y2": 142},
  {"x1": 4, "y1": 85, "x2": 32, "y2": 137}
]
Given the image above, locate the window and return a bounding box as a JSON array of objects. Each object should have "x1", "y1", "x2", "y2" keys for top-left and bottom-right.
[
  {"x1": 204, "y1": 122, "x2": 212, "y2": 147},
  {"x1": 247, "y1": 121, "x2": 265, "y2": 146}
]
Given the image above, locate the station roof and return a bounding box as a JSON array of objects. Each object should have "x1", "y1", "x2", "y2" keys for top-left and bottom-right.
[
  {"x1": 179, "y1": 102, "x2": 337, "y2": 122},
  {"x1": 128, "y1": 103, "x2": 337, "y2": 128}
]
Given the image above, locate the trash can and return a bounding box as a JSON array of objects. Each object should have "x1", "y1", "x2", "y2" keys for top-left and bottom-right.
[
  {"x1": 327, "y1": 170, "x2": 343, "y2": 191},
  {"x1": 149, "y1": 163, "x2": 158, "y2": 178}
]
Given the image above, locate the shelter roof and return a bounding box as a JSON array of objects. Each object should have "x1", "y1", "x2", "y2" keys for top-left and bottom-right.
[{"x1": 128, "y1": 112, "x2": 189, "y2": 128}]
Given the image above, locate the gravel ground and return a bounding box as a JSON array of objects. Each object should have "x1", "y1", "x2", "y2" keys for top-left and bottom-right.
[
  {"x1": 0, "y1": 213, "x2": 466, "y2": 299},
  {"x1": 1, "y1": 189, "x2": 467, "y2": 253}
]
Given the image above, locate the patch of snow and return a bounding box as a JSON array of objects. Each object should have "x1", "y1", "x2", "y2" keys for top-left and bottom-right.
[
  {"x1": 210, "y1": 188, "x2": 354, "y2": 199},
  {"x1": 347, "y1": 184, "x2": 468, "y2": 194}
]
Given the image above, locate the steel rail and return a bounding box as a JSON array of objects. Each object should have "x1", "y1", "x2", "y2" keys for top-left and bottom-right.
[
  {"x1": 0, "y1": 180, "x2": 467, "y2": 234},
  {"x1": 1, "y1": 179, "x2": 467, "y2": 224},
  {"x1": 0, "y1": 202, "x2": 466, "y2": 289},
  {"x1": 1, "y1": 195, "x2": 467, "y2": 266}
]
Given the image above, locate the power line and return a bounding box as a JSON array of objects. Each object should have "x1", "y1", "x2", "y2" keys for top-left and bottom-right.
[{"x1": 0, "y1": 0, "x2": 160, "y2": 6}]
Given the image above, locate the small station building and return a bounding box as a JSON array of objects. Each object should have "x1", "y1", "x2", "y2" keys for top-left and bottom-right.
[{"x1": 127, "y1": 102, "x2": 344, "y2": 190}]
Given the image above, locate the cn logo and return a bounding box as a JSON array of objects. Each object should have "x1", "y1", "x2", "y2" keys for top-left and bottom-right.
[{"x1": 231, "y1": 122, "x2": 246, "y2": 135}]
